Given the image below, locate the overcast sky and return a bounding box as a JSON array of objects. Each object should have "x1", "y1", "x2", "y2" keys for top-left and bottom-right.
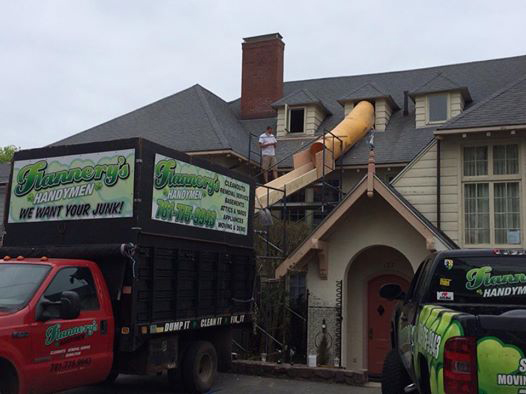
[{"x1": 2, "y1": 0, "x2": 526, "y2": 149}]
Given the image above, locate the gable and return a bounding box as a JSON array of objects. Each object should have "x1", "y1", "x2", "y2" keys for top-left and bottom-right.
[{"x1": 275, "y1": 175, "x2": 455, "y2": 279}]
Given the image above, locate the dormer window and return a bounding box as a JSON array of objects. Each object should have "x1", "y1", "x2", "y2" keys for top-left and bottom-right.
[
  {"x1": 337, "y1": 82, "x2": 399, "y2": 132},
  {"x1": 410, "y1": 73, "x2": 472, "y2": 128},
  {"x1": 289, "y1": 107, "x2": 305, "y2": 133},
  {"x1": 427, "y1": 93, "x2": 448, "y2": 123},
  {"x1": 272, "y1": 89, "x2": 331, "y2": 136}
]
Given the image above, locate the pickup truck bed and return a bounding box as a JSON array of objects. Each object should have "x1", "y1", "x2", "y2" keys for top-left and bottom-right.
[{"x1": 381, "y1": 249, "x2": 526, "y2": 394}]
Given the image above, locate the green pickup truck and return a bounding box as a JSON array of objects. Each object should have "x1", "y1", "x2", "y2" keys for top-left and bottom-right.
[{"x1": 380, "y1": 249, "x2": 526, "y2": 394}]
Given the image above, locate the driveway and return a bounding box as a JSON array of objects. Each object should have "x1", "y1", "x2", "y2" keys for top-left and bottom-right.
[{"x1": 62, "y1": 372, "x2": 382, "y2": 393}]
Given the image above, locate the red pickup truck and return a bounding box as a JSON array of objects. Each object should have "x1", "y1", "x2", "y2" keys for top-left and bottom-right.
[
  {"x1": 0, "y1": 138, "x2": 256, "y2": 393},
  {"x1": 0, "y1": 258, "x2": 114, "y2": 394}
]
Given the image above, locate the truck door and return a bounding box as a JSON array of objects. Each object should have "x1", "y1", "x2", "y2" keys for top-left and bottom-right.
[
  {"x1": 398, "y1": 257, "x2": 433, "y2": 371},
  {"x1": 29, "y1": 266, "x2": 113, "y2": 393}
]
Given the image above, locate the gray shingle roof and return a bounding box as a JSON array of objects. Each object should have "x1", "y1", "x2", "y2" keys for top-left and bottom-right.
[
  {"x1": 235, "y1": 54, "x2": 526, "y2": 167},
  {"x1": 53, "y1": 54, "x2": 526, "y2": 169},
  {"x1": 337, "y1": 82, "x2": 399, "y2": 110},
  {"x1": 339, "y1": 82, "x2": 386, "y2": 100},
  {"x1": 0, "y1": 163, "x2": 10, "y2": 184},
  {"x1": 409, "y1": 73, "x2": 472, "y2": 101},
  {"x1": 439, "y1": 73, "x2": 526, "y2": 130},
  {"x1": 271, "y1": 88, "x2": 331, "y2": 114},
  {"x1": 52, "y1": 84, "x2": 251, "y2": 158}
]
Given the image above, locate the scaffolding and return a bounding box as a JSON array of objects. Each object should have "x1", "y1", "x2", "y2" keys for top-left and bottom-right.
[{"x1": 246, "y1": 129, "x2": 348, "y2": 363}]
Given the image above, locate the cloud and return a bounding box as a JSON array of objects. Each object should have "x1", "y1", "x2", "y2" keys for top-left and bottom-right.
[{"x1": 1, "y1": 0, "x2": 526, "y2": 148}]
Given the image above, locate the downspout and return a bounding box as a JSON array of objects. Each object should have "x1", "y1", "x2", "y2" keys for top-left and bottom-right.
[{"x1": 436, "y1": 138, "x2": 441, "y2": 230}]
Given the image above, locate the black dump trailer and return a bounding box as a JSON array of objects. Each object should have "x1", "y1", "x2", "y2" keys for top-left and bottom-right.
[{"x1": 0, "y1": 138, "x2": 255, "y2": 390}]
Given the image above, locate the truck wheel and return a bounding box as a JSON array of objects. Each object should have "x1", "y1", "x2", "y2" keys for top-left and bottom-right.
[
  {"x1": 381, "y1": 349, "x2": 411, "y2": 394},
  {"x1": 102, "y1": 369, "x2": 119, "y2": 385},
  {"x1": 182, "y1": 341, "x2": 217, "y2": 394},
  {"x1": 0, "y1": 360, "x2": 18, "y2": 394},
  {"x1": 214, "y1": 327, "x2": 233, "y2": 372}
]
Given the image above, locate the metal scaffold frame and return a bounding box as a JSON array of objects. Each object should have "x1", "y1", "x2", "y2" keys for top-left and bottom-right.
[{"x1": 246, "y1": 129, "x2": 348, "y2": 363}]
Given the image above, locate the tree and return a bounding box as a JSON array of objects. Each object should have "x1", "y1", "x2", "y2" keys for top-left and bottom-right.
[{"x1": 0, "y1": 145, "x2": 18, "y2": 163}]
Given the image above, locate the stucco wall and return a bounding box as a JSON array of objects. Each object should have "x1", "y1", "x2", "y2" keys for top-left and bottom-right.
[
  {"x1": 345, "y1": 245, "x2": 413, "y2": 370},
  {"x1": 305, "y1": 193, "x2": 431, "y2": 370}
]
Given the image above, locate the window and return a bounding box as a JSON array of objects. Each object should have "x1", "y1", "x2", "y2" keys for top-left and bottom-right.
[
  {"x1": 464, "y1": 183, "x2": 490, "y2": 244},
  {"x1": 288, "y1": 207, "x2": 306, "y2": 222},
  {"x1": 43, "y1": 267, "x2": 100, "y2": 311},
  {"x1": 494, "y1": 183, "x2": 520, "y2": 244},
  {"x1": 288, "y1": 108, "x2": 305, "y2": 133},
  {"x1": 289, "y1": 272, "x2": 306, "y2": 304},
  {"x1": 494, "y1": 144, "x2": 519, "y2": 175},
  {"x1": 463, "y1": 144, "x2": 521, "y2": 245},
  {"x1": 313, "y1": 179, "x2": 340, "y2": 203},
  {"x1": 427, "y1": 94, "x2": 448, "y2": 123},
  {"x1": 0, "y1": 264, "x2": 50, "y2": 311},
  {"x1": 463, "y1": 146, "x2": 488, "y2": 176}
]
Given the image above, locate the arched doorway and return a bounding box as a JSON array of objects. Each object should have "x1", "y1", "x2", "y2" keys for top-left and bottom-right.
[
  {"x1": 367, "y1": 274, "x2": 409, "y2": 376},
  {"x1": 345, "y1": 245, "x2": 413, "y2": 375}
]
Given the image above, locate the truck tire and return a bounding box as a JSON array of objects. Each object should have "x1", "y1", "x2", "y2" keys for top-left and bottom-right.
[
  {"x1": 0, "y1": 360, "x2": 18, "y2": 394},
  {"x1": 381, "y1": 349, "x2": 412, "y2": 394},
  {"x1": 102, "y1": 369, "x2": 119, "y2": 385},
  {"x1": 214, "y1": 327, "x2": 233, "y2": 372},
  {"x1": 182, "y1": 341, "x2": 217, "y2": 394}
]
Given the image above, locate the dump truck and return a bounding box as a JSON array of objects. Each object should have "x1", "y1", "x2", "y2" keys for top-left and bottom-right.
[
  {"x1": 0, "y1": 138, "x2": 256, "y2": 394},
  {"x1": 380, "y1": 249, "x2": 526, "y2": 394}
]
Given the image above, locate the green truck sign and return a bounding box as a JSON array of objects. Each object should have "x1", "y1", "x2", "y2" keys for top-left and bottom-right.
[
  {"x1": 152, "y1": 154, "x2": 250, "y2": 235},
  {"x1": 9, "y1": 149, "x2": 135, "y2": 223}
]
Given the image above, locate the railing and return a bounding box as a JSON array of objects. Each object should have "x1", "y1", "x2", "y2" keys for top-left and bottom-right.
[{"x1": 254, "y1": 182, "x2": 287, "y2": 259}]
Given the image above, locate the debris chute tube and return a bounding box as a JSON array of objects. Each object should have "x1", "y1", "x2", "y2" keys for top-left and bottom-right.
[
  {"x1": 310, "y1": 100, "x2": 375, "y2": 161},
  {"x1": 255, "y1": 100, "x2": 374, "y2": 209}
]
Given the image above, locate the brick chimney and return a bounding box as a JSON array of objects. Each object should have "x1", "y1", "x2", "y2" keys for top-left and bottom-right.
[{"x1": 241, "y1": 33, "x2": 284, "y2": 119}]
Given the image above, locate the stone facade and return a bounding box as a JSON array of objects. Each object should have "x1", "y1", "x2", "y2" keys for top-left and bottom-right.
[{"x1": 307, "y1": 305, "x2": 339, "y2": 366}]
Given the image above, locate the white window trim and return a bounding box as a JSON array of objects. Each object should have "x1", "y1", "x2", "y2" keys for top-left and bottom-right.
[
  {"x1": 461, "y1": 143, "x2": 522, "y2": 247},
  {"x1": 287, "y1": 106, "x2": 307, "y2": 134},
  {"x1": 426, "y1": 93, "x2": 450, "y2": 125}
]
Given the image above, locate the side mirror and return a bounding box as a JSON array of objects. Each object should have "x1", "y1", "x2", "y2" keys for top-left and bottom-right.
[
  {"x1": 60, "y1": 291, "x2": 81, "y2": 320},
  {"x1": 380, "y1": 283, "x2": 405, "y2": 301},
  {"x1": 36, "y1": 291, "x2": 81, "y2": 322}
]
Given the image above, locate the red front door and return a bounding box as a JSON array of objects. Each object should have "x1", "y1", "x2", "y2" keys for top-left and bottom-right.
[{"x1": 367, "y1": 274, "x2": 408, "y2": 376}]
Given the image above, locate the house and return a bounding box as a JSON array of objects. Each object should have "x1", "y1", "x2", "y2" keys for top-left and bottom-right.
[{"x1": 4, "y1": 33, "x2": 526, "y2": 376}]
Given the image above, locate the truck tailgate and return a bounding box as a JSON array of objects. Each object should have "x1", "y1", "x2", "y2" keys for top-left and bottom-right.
[{"x1": 477, "y1": 310, "x2": 526, "y2": 393}]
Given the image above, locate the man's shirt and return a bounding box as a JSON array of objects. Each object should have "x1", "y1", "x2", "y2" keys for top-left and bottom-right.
[{"x1": 259, "y1": 133, "x2": 277, "y2": 156}]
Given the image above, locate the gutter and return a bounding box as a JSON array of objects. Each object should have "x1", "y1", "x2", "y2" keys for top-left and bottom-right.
[
  {"x1": 188, "y1": 149, "x2": 249, "y2": 162},
  {"x1": 436, "y1": 138, "x2": 441, "y2": 230},
  {"x1": 435, "y1": 124, "x2": 526, "y2": 135}
]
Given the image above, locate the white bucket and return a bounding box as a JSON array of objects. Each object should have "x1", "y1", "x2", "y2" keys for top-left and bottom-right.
[{"x1": 307, "y1": 354, "x2": 317, "y2": 367}]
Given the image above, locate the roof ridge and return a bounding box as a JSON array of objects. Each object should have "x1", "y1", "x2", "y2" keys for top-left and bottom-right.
[
  {"x1": 342, "y1": 81, "x2": 387, "y2": 98},
  {"x1": 410, "y1": 72, "x2": 462, "y2": 93},
  {"x1": 283, "y1": 54, "x2": 526, "y2": 86},
  {"x1": 51, "y1": 84, "x2": 203, "y2": 147},
  {"x1": 439, "y1": 72, "x2": 526, "y2": 130},
  {"x1": 194, "y1": 85, "x2": 230, "y2": 148},
  {"x1": 281, "y1": 87, "x2": 319, "y2": 101},
  {"x1": 301, "y1": 88, "x2": 318, "y2": 101}
]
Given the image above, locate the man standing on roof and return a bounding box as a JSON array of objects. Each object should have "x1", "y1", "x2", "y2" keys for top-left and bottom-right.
[{"x1": 259, "y1": 126, "x2": 278, "y2": 183}]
